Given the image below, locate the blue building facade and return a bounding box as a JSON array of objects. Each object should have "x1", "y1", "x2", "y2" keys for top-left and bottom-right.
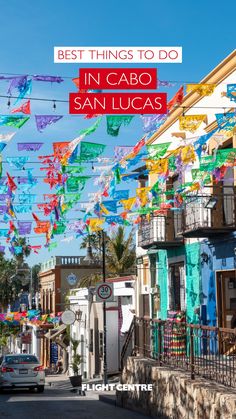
[{"x1": 200, "y1": 234, "x2": 236, "y2": 329}]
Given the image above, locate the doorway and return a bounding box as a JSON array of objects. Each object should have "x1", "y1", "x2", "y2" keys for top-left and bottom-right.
[{"x1": 216, "y1": 270, "x2": 236, "y2": 329}]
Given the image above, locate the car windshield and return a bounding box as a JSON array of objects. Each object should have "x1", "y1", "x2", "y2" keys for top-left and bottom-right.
[{"x1": 4, "y1": 355, "x2": 39, "y2": 364}]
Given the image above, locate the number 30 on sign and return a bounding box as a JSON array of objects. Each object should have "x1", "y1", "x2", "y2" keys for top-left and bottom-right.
[{"x1": 95, "y1": 282, "x2": 114, "y2": 302}]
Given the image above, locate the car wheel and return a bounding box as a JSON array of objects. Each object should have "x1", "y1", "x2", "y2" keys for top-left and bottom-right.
[{"x1": 37, "y1": 386, "x2": 44, "y2": 393}]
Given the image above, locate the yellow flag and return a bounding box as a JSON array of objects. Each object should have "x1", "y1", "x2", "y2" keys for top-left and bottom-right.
[
  {"x1": 186, "y1": 83, "x2": 216, "y2": 96},
  {"x1": 179, "y1": 115, "x2": 207, "y2": 133},
  {"x1": 188, "y1": 182, "x2": 200, "y2": 192},
  {"x1": 136, "y1": 187, "x2": 151, "y2": 206},
  {"x1": 146, "y1": 159, "x2": 168, "y2": 174},
  {"x1": 89, "y1": 218, "x2": 104, "y2": 232},
  {"x1": 120, "y1": 197, "x2": 136, "y2": 211},
  {"x1": 181, "y1": 145, "x2": 196, "y2": 164},
  {"x1": 100, "y1": 204, "x2": 109, "y2": 215}
]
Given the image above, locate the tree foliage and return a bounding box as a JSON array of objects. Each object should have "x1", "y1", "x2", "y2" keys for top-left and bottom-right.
[
  {"x1": 13, "y1": 236, "x2": 31, "y2": 267},
  {"x1": 0, "y1": 254, "x2": 19, "y2": 311},
  {"x1": 79, "y1": 227, "x2": 136, "y2": 287},
  {"x1": 106, "y1": 227, "x2": 136, "y2": 276}
]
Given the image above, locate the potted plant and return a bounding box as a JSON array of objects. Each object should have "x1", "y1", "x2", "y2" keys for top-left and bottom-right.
[{"x1": 69, "y1": 338, "x2": 83, "y2": 387}]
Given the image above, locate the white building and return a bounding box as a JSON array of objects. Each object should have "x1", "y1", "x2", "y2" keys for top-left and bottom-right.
[{"x1": 68, "y1": 276, "x2": 136, "y2": 379}]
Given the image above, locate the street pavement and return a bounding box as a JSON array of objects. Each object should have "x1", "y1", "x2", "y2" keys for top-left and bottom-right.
[{"x1": 0, "y1": 377, "x2": 150, "y2": 419}]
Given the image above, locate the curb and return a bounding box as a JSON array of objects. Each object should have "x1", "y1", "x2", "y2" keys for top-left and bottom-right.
[{"x1": 99, "y1": 394, "x2": 116, "y2": 406}]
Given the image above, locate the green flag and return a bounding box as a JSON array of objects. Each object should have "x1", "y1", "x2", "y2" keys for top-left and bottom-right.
[
  {"x1": 79, "y1": 141, "x2": 106, "y2": 161},
  {"x1": 106, "y1": 116, "x2": 134, "y2": 136},
  {"x1": 79, "y1": 117, "x2": 102, "y2": 136},
  {"x1": 147, "y1": 142, "x2": 171, "y2": 159}
]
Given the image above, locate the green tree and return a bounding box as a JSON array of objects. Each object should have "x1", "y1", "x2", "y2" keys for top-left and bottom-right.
[
  {"x1": 13, "y1": 237, "x2": 31, "y2": 268},
  {"x1": 0, "y1": 254, "x2": 20, "y2": 311},
  {"x1": 79, "y1": 227, "x2": 136, "y2": 285},
  {"x1": 31, "y1": 264, "x2": 41, "y2": 293},
  {"x1": 106, "y1": 227, "x2": 136, "y2": 276},
  {"x1": 80, "y1": 232, "x2": 108, "y2": 257}
]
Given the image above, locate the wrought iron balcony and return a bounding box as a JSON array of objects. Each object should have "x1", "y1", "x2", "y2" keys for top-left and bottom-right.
[
  {"x1": 181, "y1": 194, "x2": 236, "y2": 237},
  {"x1": 138, "y1": 213, "x2": 183, "y2": 249}
]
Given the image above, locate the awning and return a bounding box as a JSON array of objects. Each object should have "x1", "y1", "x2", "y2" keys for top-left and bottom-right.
[{"x1": 44, "y1": 324, "x2": 67, "y2": 340}]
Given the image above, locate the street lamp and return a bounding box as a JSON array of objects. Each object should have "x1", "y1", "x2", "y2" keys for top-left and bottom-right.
[{"x1": 85, "y1": 230, "x2": 108, "y2": 385}]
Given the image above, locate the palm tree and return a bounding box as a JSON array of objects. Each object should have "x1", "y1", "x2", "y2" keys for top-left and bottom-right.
[
  {"x1": 13, "y1": 237, "x2": 31, "y2": 268},
  {"x1": 79, "y1": 227, "x2": 136, "y2": 287},
  {"x1": 31, "y1": 264, "x2": 41, "y2": 293},
  {"x1": 80, "y1": 232, "x2": 108, "y2": 256},
  {"x1": 106, "y1": 227, "x2": 136, "y2": 276},
  {"x1": 0, "y1": 254, "x2": 19, "y2": 311}
]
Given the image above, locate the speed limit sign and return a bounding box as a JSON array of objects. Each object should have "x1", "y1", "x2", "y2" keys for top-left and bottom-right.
[{"x1": 96, "y1": 282, "x2": 114, "y2": 302}]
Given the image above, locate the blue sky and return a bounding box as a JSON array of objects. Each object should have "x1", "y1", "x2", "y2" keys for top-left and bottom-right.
[{"x1": 0, "y1": 0, "x2": 235, "y2": 265}]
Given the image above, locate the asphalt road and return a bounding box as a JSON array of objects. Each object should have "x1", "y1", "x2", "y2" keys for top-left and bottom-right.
[{"x1": 0, "y1": 386, "x2": 149, "y2": 419}]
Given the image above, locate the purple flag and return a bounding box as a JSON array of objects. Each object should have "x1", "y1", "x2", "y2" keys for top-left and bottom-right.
[
  {"x1": 17, "y1": 221, "x2": 32, "y2": 235},
  {"x1": 35, "y1": 115, "x2": 63, "y2": 132},
  {"x1": 158, "y1": 80, "x2": 177, "y2": 88},
  {"x1": 0, "y1": 205, "x2": 8, "y2": 214},
  {"x1": 140, "y1": 115, "x2": 167, "y2": 133},
  {"x1": 17, "y1": 142, "x2": 43, "y2": 151},
  {"x1": 7, "y1": 76, "x2": 28, "y2": 95},
  {"x1": 0, "y1": 246, "x2": 5, "y2": 253},
  {"x1": 0, "y1": 194, "x2": 10, "y2": 201},
  {"x1": 33, "y1": 75, "x2": 64, "y2": 83}
]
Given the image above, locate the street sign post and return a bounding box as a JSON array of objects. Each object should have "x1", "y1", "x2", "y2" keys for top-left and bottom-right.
[{"x1": 95, "y1": 282, "x2": 114, "y2": 302}]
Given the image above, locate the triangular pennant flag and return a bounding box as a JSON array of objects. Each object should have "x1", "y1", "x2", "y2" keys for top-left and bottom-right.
[
  {"x1": 11, "y1": 100, "x2": 31, "y2": 115},
  {"x1": 35, "y1": 115, "x2": 63, "y2": 132}
]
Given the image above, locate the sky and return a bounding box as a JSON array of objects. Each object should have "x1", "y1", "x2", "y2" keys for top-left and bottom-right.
[{"x1": 0, "y1": 0, "x2": 235, "y2": 266}]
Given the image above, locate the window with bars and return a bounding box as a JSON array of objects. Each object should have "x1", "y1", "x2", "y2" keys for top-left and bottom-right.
[{"x1": 169, "y1": 263, "x2": 185, "y2": 311}]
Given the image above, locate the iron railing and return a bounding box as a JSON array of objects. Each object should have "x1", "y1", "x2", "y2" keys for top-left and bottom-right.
[
  {"x1": 182, "y1": 194, "x2": 236, "y2": 235},
  {"x1": 120, "y1": 318, "x2": 135, "y2": 370},
  {"x1": 122, "y1": 317, "x2": 236, "y2": 389},
  {"x1": 138, "y1": 214, "x2": 183, "y2": 248}
]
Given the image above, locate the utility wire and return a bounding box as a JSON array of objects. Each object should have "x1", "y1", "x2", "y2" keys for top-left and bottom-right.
[{"x1": 0, "y1": 71, "x2": 232, "y2": 84}]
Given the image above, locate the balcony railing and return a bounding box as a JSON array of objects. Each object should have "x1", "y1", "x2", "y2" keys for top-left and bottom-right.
[
  {"x1": 138, "y1": 213, "x2": 183, "y2": 249},
  {"x1": 181, "y1": 194, "x2": 236, "y2": 237},
  {"x1": 121, "y1": 317, "x2": 236, "y2": 389},
  {"x1": 40, "y1": 256, "x2": 89, "y2": 272}
]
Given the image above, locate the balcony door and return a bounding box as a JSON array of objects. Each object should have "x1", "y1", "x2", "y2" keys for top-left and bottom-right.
[{"x1": 168, "y1": 263, "x2": 185, "y2": 312}]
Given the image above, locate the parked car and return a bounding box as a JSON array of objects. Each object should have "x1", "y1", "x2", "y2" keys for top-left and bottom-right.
[{"x1": 0, "y1": 354, "x2": 45, "y2": 392}]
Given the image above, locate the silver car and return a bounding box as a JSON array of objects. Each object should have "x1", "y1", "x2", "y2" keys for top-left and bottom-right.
[{"x1": 0, "y1": 354, "x2": 45, "y2": 392}]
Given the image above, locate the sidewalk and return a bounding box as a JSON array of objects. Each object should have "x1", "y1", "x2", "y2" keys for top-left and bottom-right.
[
  {"x1": 46, "y1": 373, "x2": 118, "y2": 406},
  {"x1": 46, "y1": 373, "x2": 120, "y2": 389}
]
